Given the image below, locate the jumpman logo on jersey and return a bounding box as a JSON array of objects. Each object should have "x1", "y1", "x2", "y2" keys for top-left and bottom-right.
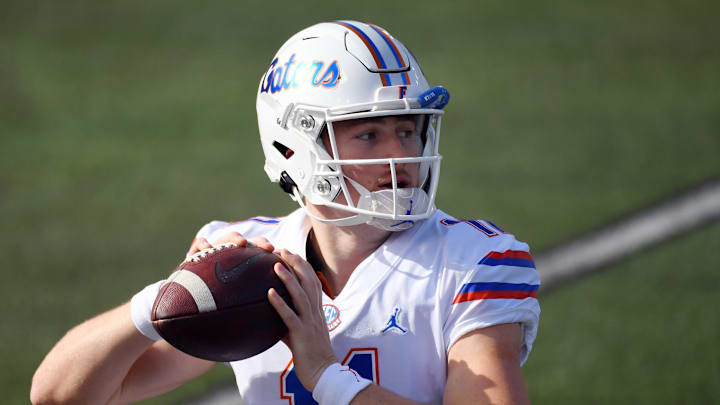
[{"x1": 382, "y1": 307, "x2": 407, "y2": 335}]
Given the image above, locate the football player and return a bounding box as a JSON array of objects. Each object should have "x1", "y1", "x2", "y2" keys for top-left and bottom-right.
[{"x1": 32, "y1": 21, "x2": 540, "y2": 405}]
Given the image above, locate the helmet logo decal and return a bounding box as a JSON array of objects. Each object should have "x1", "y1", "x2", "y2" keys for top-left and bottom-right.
[
  {"x1": 310, "y1": 60, "x2": 340, "y2": 87},
  {"x1": 260, "y1": 54, "x2": 340, "y2": 94}
]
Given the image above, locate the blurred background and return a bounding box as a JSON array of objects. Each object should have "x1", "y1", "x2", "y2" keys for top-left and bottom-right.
[{"x1": 2, "y1": 0, "x2": 719, "y2": 404}]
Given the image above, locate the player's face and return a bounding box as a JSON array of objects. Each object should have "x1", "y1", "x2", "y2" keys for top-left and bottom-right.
[{"x1": 323, "y1": 115, "x2": 423, "y2": 201}]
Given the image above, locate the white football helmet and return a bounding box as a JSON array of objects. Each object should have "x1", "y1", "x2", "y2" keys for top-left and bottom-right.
[{"x1": 256, "y1": 20, "x2": 449, "y2": 230}]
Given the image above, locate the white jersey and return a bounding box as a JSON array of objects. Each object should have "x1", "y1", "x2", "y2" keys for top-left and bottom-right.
[{"x1": 194, "y1": 208, "x2": 540, "y2": 405}]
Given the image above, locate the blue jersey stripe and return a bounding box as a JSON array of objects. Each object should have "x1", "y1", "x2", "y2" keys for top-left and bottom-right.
[
  {"x1": 458, "y1": 282, "x2": 539, "y2": 294},
  {"x1": 478, "y1": 257, "x2": 536, "y2": 269},
  {"x1": 250, "y1": 217, "x2": 280, "y2": 224}
]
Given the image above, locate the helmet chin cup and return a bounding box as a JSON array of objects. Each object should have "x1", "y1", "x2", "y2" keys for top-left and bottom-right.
[{"x1": 358, "y1": 188, "x2": 431, "y2": 231}]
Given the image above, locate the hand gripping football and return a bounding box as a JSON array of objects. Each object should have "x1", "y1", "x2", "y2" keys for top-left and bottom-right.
[{"x1": 151, "y1": 243, "x2": 292, "y2": 361}]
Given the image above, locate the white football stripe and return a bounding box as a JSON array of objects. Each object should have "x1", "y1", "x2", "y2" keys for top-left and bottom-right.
[{"x1": 168, "y1": 269, "x2": 217, "y2": 313}]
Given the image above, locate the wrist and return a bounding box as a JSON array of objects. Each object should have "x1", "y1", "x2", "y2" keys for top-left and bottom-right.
[
  {"x1": 312, "y1": 362, "x2": 371, "y2": 405},
  {"x1": 130, "y1": 279, "x2": 165, "y2": 341}
]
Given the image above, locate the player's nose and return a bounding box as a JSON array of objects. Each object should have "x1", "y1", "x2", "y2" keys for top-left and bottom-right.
[{"x1": 382, "y1": 132, "x2": 416, "y2": 159}]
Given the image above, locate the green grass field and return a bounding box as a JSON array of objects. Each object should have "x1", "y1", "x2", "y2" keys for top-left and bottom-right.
[
  {"x1": 526, "y1": 223, "x2": 720, "y2": 403},
  {"x1": 2, "y1": 1, "x2": 719, "y2": 404}
]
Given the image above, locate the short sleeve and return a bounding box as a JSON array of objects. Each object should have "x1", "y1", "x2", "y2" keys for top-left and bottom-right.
[{"x1": 443, "y1": 238, "x2": 541, "y2": 365}]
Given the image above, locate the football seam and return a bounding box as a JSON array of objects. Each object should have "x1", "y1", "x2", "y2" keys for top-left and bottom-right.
[
  {"x1": 152, "y1": 294, "x2": 292, "y2": 321},
  {"x1": 153, "y1": 294, "x2": 295, "y2": 322}
]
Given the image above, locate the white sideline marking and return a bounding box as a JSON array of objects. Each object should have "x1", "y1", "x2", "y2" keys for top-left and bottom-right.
[
  {"x1": 536, "y1": 179, "x2": 720, "y2": 287},
  {"x1": 181, "y1": 178, "x2": 720, "y2": 404}
]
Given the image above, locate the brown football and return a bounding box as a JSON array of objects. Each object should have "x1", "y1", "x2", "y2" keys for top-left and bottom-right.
[{"x1": 151, "y1": 243, "x2": 292, "y2": 362}]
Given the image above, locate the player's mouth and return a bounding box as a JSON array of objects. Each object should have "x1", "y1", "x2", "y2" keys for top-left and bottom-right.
[{"x1": 376, "y1": 175, "x2": 410, "y2": 190}]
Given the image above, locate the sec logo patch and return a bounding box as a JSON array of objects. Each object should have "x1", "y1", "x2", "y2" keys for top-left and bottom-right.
[{"x1": 323, "y1": 304, "x2": 341, "y2": 331}]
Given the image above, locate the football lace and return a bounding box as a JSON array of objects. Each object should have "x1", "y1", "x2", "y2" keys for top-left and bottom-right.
[{"x1": 188, "y1": 242, "x2": 238, "y2": 263}]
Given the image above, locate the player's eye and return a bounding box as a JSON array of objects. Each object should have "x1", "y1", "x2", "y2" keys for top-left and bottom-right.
[
  {"x1": 356, "y1": 132, "x2": 375, "y2": 141},
  {"x1": 397, "y1": 130, "x2": 414, "y2": 138}
]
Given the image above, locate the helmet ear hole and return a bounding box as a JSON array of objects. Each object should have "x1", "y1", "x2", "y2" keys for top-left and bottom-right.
[{"x1": 273, "y1": 141, "x2": 295, "y2": 159}]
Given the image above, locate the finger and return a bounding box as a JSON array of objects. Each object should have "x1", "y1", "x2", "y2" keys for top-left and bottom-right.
[
  {"x1": 279, "y1": 250, "x2": 322, "y2": 301},
  {"x1": 277, "y1": 255, "x2": 324, "y2": 316},
  {"x1": 268, "y1": 287, "x2": 301, "y2": 331},
  {"x1": 247, "y1": 237, "x2": 274, "y2": 252},
  {"x1": 213, "y1": 231, "x2": 248, "y2": 247},
  {"x1": 279, "y1": 250, "x2": 316, "y2": 283},
  {"x1": 273, "y1": 262, "x2": 312, "y2": 317},
  {"x1": 187, "y1": 237, "x2": 213, "y2": 257}
]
